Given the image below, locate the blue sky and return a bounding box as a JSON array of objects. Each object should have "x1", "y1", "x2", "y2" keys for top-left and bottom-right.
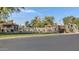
[{"x1": 10, "y1": 7, "x2": 79, "y2": 25}]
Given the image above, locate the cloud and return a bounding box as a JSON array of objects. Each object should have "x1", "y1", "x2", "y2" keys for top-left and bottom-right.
[
  {"x1": 21, "y1": 9, "x2": 42, "y2": 15},
  {"x1": 21, "y1": 9, "x2": 37, "y2": 13}
]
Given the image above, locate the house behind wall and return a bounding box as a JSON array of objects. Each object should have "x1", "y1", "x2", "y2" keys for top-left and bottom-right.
[
  {"x1": 65, "y1": 23, "x2": 79, "y2": 33},
  {"x1": 0, "y1": 20, "x2": 18, "y2": 32}
]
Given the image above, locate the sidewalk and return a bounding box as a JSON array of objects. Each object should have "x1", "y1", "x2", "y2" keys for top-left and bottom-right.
[
  {"x1": 0, "y1": 32, "x2": 79, "y2": 40},
  {"x1": 0, "y1": 36, "x2": 32, "y2": 40},
  {"x1": 32, "y1": 32, "x2": 79, "y2": 37}
]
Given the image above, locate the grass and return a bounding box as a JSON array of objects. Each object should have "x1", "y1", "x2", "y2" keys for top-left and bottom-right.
[
  {"x1": 0, "y1": 34, "x2": 32, "y2": 38},
  {"x1": 0, "y1": 32, "x2": 59, "y2": 39}
]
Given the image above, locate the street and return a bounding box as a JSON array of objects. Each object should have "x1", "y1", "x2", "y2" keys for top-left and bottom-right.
[{"x1": 0, "y1": 34, "x2": 79, "y2": 51}]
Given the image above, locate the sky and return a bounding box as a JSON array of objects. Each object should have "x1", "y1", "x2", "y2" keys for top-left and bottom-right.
[{"x1": 10, "y1": 7, "x2": 79, "y2": 25}]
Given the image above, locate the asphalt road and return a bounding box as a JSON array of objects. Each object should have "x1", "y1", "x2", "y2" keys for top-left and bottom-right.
[{"x1": 0, "y1": 34, "x2": 79, "y2": 51}]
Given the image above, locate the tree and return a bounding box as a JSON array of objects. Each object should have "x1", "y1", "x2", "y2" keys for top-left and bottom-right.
[
  {"x1": 43, "y1": 16, "x2": 54, "y2": 26},
  {"x1": 31, "y1": 16, "x2": 42, "y2": 28},
  {"x1": 63, "y1": 16, "x2": 79, "y2": 26},
  {"x1": 63, "y1": 16, "x2": 79, "y2": 32},
  {"x1": 63, "y1": 16, "x2": 76, "y2": 25},
  {"x1": 25, "y1": 21, "x2": 29, "y2": 27},
  {"x1": 75, "y1": 18, "x2": 79, "y2": 27},
  {"x1": 0, "y1": 7, "x2": 25, "y2": 20}
]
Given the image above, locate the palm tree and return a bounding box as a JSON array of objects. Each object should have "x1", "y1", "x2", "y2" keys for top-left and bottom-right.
[
  {"x1": 44, "y1": 16, "x2": 54, "y2": 27},
  {"x1": 0, "y1": 7, "x2": 25, "y2": 20},
  {"x1": 31, "y1": 16, "x2": 42, "y2": 28}
]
